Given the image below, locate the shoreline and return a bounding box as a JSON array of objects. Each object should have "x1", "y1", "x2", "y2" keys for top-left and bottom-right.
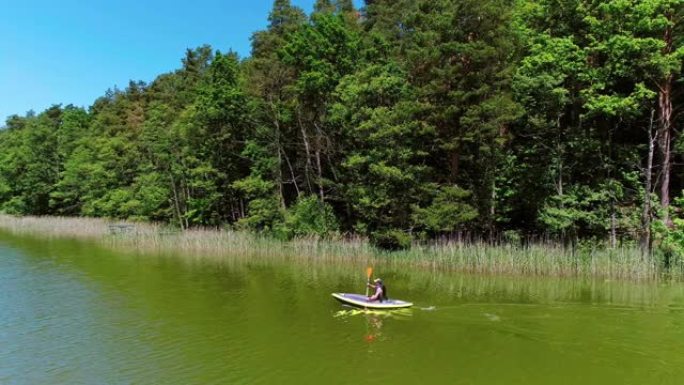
[{"x1": 0, "y1": 214, "x2": 666, "y2": 281}]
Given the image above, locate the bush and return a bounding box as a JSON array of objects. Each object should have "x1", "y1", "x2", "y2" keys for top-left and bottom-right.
[
  {"x1": 237, "y1": 196, "x2": 285, "y2": 234},
  {"x1": 411, "y1": 185, "x2": 477, "y2": 234},
  {"x1": 371, "y1": 230, "x2": 412, "y2": 251},
  {"x1": 283, "y1": 195, "x2": 339, "y2": 238},
  {"x1": 1, "y1": 197, "x2": 27, "y2": 215}
]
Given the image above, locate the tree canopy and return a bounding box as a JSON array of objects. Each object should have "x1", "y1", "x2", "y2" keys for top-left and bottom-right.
[{"x1": 2, "y1": 0, "x2": 684, "y2": 252}]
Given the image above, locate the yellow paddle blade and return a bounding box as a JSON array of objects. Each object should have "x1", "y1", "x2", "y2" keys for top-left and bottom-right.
[{"x1": 366, "y1": 266, "x2": 373, "y2": 279}]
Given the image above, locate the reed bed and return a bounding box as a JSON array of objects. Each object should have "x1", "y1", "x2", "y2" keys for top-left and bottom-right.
[{"x1": 0, "y1": 214, "x2": 667, "y2": 281}]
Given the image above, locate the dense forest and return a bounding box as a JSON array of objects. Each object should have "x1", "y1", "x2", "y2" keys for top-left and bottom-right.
[{"x1": 2, "y1": 0, "x2": 684, "y2": 253}]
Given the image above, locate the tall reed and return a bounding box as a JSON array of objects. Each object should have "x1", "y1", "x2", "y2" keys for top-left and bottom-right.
[{"x1": 0, "y1": 214, "x2": 666, "y2": 281}]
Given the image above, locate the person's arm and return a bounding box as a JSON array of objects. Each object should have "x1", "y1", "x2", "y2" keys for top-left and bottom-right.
[{"x1": 368, "y1": 286, "x2": 382, "y2": 301}]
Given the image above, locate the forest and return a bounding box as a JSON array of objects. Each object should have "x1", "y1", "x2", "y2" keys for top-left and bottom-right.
[{"x1": 2, "y1": 0, "x2": 684, "y2": 255}]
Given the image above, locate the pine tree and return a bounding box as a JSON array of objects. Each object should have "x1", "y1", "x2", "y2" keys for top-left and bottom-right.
[
  {"x1": 314, "y1": 0, "x2": 335, "y2": 14},
  {"x1": 403, "y1": 0, "x2": 522, "y2": 228},
  {"x1": 335, "y1": 0, "x2": 355, "y2": 13}
]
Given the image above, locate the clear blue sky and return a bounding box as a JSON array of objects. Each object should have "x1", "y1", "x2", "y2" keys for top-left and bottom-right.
[{"x1": 0, "y1": 0, "x2": 363, "y2": 123}]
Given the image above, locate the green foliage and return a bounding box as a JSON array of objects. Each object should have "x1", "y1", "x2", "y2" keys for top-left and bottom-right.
[
  {"x1": 1, "y1": 0, "x2": 684, "y2": 254},
  {"x1": 283, "y1": 12, "x2": 360, "y2": 101},
  {"x1": 233, "y1": 137, "x2": 284, "y2": 233},
  {"x1": 314, "y1": 0, "x2": 335, "y2": 14},
  {"x1": 654, "y1": 192, "x2": 684, "y2": 269},
  {"x1": 129, "y1": 171, "x2": 172, "y2": 221},
  {"x1": 237, "y1": 194, "x2": 285, "y2": 234},
  {"x1": 370, "y1": 230, "x2": 412, "y2": 251},
  {"x1": 283, "y1": 195, "x2": 339, "y2": 238},
  {"x1": 653, "y1": 219, "x2": 684, "y2": 268},
  {"x1": 539, "y1": 185, "x2": 611, "y2": 236},
  {"x1": 398, "y1": 0, "x2": 523, "y2": 228},
  {"x1": 237, "y1": 194, "x2": 339, "y2": 239},
  {"x1": 331, "y1": 62, "x2": 430, "y2": 232},
  {"x1": 411, "y1": 185, "x2": 478, "y2": 234},
  {"x1": 282, "y1": 12, "x2": 361, "y2": 99}
]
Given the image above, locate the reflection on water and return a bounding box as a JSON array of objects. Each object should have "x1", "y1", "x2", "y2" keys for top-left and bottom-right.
[
  {"x1": 2, "y1": 231, "x2": 684, "y2": 385},
  {"x1": 334, "y1": 308, "x2": 413, "y2": 343},
  {"x1": 334, "y1": 308, "x2": 413, "y2": 318}
]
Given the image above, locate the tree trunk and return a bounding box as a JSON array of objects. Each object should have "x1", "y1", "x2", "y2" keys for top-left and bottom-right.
[
  {"x1": 610, "y1": 208, "x2": 617, "y2": 248},
  {"x1": 556, "y1": 147, "x2": 564, "y2": 197},
  {"x1": 658, "y1": 77, "x2": 673, "y2": 227},
  {"x1": 315, "y1": 147, "x2": 325, "y2": 201},
  {"x1": 449, "y1": 150, "x2": 460, "y2": 183},
  {"x1": 271, "y1": 103, "x2": 286, "y2": 209},
  {"x1": 183, "y1": 182, "x2": 190, "y2": 229},
  {"x1": 642, "y1": 110, "x2": 656, "y2": 258},
  {"x1": 556, "y1": 115, "x2": 564, "y2": 197},
  {"x1": 313, "y1": 121, "x2": 326, "y2": 202},
  {"x1": 297, "y1": 111, "x2": 314, "y2": 195},
  {"x1": 658, "y1": 19, "x2": 674, "y2": 227},
  {"x1": 491, "y1": 178, "x2": 496, "y2": 219},
  {"x1": 282, "y1": 148, "x2": 300, "y2": 197},
  {"x1": 277, "y1": 145, "x2": 285, "y2": 208},
  {"x1": 169, "y1": 173, "x2": 185, "y2": 231}
]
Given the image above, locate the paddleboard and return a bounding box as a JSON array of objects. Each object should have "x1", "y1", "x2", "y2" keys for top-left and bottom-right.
[{"x1": 331, "y1": 293, "x2": 413, "y2": 310}]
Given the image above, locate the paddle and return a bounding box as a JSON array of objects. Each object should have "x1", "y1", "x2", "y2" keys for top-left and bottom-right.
[{"x1": 365, "y1": 266, "x2": 373, "y2": 297}]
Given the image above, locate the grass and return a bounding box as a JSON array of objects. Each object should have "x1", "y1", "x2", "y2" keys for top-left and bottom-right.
[{"x1": 0, "y1": 214, "x2": 667, "y2": 281}]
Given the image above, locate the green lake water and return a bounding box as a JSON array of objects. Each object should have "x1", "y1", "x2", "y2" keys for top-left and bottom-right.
[{"x1": 2, "y1": 231, "x2": 684, "y2": 384}]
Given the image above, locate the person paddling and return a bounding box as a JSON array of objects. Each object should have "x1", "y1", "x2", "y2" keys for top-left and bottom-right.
[{"x1": 367, "y1": 278, "x2": 387, "y2": 302}]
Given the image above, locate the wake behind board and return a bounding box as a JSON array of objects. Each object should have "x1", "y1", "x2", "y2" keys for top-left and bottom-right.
[{"x1": 332, "y1": 293, "x2": 413, "y2": 310}]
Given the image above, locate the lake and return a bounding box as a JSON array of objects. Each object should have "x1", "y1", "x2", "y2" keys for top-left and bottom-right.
[{"x1": 2, "y1": 231, "x2": 684, "y2": 384}]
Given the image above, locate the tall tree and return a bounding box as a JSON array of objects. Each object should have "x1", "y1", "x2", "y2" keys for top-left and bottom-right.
[
  {"x1": 582, "y1": 0, "x2": 684, "y2": 227},
  {"x1": 314, "y1": 0, "x2": 335, "y2": 14},
  {"x1": 281, "y1": 13, "x2": 362, "y2": 201},
  {"x1": 331, "y1": 62, "x2": 430, "y2": 232},
  {"x1": 336, "y1": 0, "x2": 355, "y2": 13},
  {"x1": 187, "y1": 51, "x2": 253, "y2": 225},
  {"x1": 403, "y1": 0, "x2": 522, "y2": 229},
  {"x1": 246, "y1": 0, "x2": 306, "y2": 209}
]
